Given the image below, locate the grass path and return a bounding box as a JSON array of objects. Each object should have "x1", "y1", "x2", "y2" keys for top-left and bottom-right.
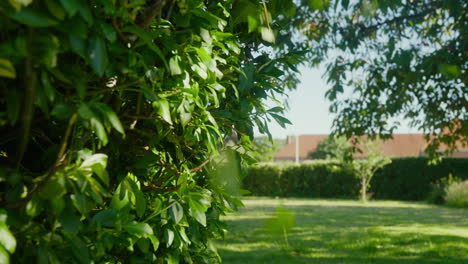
[{"x1": 217, "y1": 197, "x2": 468, "y2": 264}]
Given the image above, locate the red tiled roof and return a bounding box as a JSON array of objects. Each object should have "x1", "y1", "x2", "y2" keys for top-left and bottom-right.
[{"x1": 274, "y1": 134, "x2": 468, "y2": 161}]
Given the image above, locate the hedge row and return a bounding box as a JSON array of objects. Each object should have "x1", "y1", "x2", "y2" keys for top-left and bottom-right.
[{"x1": 243, "y1": 158, "x2": 468, "y2": 200}]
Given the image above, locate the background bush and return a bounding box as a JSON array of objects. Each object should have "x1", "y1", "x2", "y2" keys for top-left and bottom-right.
[
  {"x1": 244, "y1": 158, "x2": 468, "y2": 200},
  {"x1": 444, "y1": 180, "x2": 468, "y2": 208}
]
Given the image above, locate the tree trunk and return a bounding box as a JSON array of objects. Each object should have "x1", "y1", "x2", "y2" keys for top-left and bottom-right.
[{"x1": 361, "y1": 177, "x2": 367, "y2": 201}]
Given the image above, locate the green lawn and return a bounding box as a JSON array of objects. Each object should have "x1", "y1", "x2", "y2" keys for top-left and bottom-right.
[{"x1": 216, "y1": 197, "x2": 468, "y2": 264}]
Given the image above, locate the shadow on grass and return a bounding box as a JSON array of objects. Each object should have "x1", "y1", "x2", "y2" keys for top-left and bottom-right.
[{"x1": 218, "y1": 198, "x2": 468, "y2": 264}]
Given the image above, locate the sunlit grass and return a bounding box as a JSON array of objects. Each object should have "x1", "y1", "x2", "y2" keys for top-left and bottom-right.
[{"x1": 217, "y1": 197, "x2": 468, "y2": 264}]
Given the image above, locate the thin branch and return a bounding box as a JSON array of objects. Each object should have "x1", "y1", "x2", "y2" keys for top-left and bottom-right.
[
  {"x1": 189, "y1": 158, "x2": 211, "y2": 172},
  {"x1": 139, "y1": 0, "x2": 166, "y2": 29},
  {"x1": 16, "y1": 28, "x2": 37, "y2": 168}
]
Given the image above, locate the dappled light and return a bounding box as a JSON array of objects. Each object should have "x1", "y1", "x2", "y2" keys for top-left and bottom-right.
[{"x1": 217, "y1": 198, "x2": 468, "y2": 264}]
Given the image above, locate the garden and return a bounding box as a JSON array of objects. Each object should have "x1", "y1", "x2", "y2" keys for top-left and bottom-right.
[
  {"x1": 214, "y1": 157, "x2": 468, "y2": 263},
  {"x1": 0, "y1": 0, "x2": 466, "y2": 263}
]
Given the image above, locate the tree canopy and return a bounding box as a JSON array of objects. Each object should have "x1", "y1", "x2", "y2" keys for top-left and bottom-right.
[
  {"x1": 310, "y1": 0, "x2": 467, "y2": 155},
  {"x1": 308, "y1": 136, "x2": 352, "y2": 160}
]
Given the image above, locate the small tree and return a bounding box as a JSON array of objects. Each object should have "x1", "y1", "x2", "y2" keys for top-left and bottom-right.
[
  {"x1": 308, "y1": 136, "x2": 352, "y2": 160},
  {"x1": 251, "y1": 137, "x2": 283, "y2": 162},
  {"x1": 353, "y1": 140, "x2": 391, "y2": 201}
]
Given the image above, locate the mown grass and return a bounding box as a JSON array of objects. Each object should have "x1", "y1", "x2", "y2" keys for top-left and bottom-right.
[{"x1": 217, "y1": 197, "x2": 468, "y2": 264}]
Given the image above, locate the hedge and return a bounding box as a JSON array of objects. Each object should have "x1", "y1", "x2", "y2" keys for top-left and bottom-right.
[{"x1": 243, "y1": 158, "x2": 468, "y2": 200}]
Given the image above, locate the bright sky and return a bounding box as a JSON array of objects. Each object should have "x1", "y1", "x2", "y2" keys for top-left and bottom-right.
[{"x1": 262, "y1": 65, "x2": 420, "y2": 139}]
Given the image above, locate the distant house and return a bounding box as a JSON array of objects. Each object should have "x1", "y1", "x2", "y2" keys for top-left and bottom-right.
[{"x1": 274, "y1": 134, "x2": 468, "y2": 162}]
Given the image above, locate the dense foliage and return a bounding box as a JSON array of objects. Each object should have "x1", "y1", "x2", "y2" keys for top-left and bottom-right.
[
  {"x1": 307, "y1": 135, "x2": 351, "y2": 160},
  {"x1": 245, "y1": 161, "x2": 358, "y2": 198},
  {"x1": 251, "y1": 136, "x2": 284, "y2": 162},
  {"x1": 302, "y1": 0, "x2": 468, "y2": 155},
  {"x1": 371, "y1": 158, "x2": 468, "y2": 200},
  {"x1": 244, "y1": 158, "x2": 468, "y2": 200},
  {"x1": 444, "y1": 180, "x2": 468, "y2": 208},
  {"x1": 0, "y1": 0, "x2": 316, "y2": 263}
]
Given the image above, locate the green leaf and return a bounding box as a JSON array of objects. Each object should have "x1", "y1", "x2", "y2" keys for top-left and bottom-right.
[
  {"x1": 189, "y1": 200, "x2": 207, "y2": 226},
  {"x1": 165, "y1": 229, "x2": 175, "y2": 247},
  {"x1": 100, "y1": 23, "x2": 116, "y2": 42},
  {"x1": 59, "y1": 208, "x2": 80, "y2": 234},
  {"x1": 69, "y1": 35, "x2": 87, "y2": 58},
  {"x1": 261, "y1": 27, "x2": 275, "y2": 43},
  {"x1": 51, "y1": 103, "x2": 74, "y2": 120},
  {"x1": 8, "y1": 0, "x2": 32, "y2": 11},
  {"x1": 70, "y1": 237, "x2": 90, "y2": 264},
  {"x1": 26, "y1": 196, "x2": 44, "y2": 218},
  {"x1": 45, "y1": 0, "x2": 66, "y2": 20},
  {"x1": 41, "y1": 71, "x2": 55, "y2": 102},
  {"x1": 169, "y1": 202, "x2": 184, "y2": 224},
  {"x1": 91, "y1": 118, "x2": 108, "y2": 145},
  {"x1": 122, "y1": 25, "x2": 169, "y2": 70},
  {"x1": 0, "y1": 59, "x2": 16, "y2": 79},
  {"x1": 142, "y1": 87, "x2": 157, "y2": 101},
  {"x1": 269, "y1": 113, "x2": 292, "y2": 128},
  {"x1": 169, "y1": 56, "x2": 182, "y2": 75},
  {"x1": 0, "y1": 246, "x2": 9, "y2": 264},
  {"x1": 148, "y1": 234, "x2": 160, "y2": 251},
  {"x1": 80, "y1": 153, "x2": 109, "y2": 186},
  {"x1": 307, "y1": 0, "x2": 327, "y2": 10},
  {"x1": 438, "y1": 64, "x2": 461, "y2": 78},
  {"x1": 123, "y1": 222, "x2": 153, "y2": 238},
  {"x1": 93, "y1": 103, "x2": 125, "y2": 135},
  {"x1": 88, "y1": 37, "x2": 108, "y2": 77},
  {"x1": 247, "y1": 15, "x2": 258, "y2": 33},
  {"x1": 91, "y1": 209, "x2": 118, "y2": 227},
  {"x1": 0, "y1": 224, "x2": 16, "y2": 254},
  {"x1": 59, "y1": 0, "x2": 80, "y2": 16},
  {"x1": 9, "y1": 7, "x2": 58, "y2": 27},
  {"x1": 38, "y1": 177, "x2": 66, "y2": 200},
  {"x1": 265, "y1": 207, "x2": 296, "y2": 235},
  {"x1": 134, "y1": 189, "x2": 146, "y2": 218},
  {"x1": 267, "y1": 106, "x2": 283, "y2": 113},
  {"x1": 157, "y1": 99, "x2": 172, "y2": 124}
]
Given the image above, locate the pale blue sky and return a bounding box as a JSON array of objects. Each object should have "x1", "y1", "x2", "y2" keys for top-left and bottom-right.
[{"x1": 262, "y1": 65, "x2": 420, "y2": 139}]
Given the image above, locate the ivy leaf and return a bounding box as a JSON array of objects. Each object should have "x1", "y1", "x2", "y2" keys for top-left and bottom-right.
[
  {"x1": 88, "y1": 37, "x2": 108, "y2": 77},
  {"x1": 0, "y1": 59, "x2": 16, "y2": 79}
]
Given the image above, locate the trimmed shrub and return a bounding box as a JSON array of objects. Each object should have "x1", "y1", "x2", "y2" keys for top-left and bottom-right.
[
  {"x1": 244, "y1": 161, "x2": 358, "y2": 198},
  {"x1": 244, "y1": 158, "x2": 468, "y2": 200},
  {"x1": 371, "y1": 158, "x2": 468, "y2": 200},
  {"x1": 445, "y1": 180, "x2": 468, "y2": 208}
]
